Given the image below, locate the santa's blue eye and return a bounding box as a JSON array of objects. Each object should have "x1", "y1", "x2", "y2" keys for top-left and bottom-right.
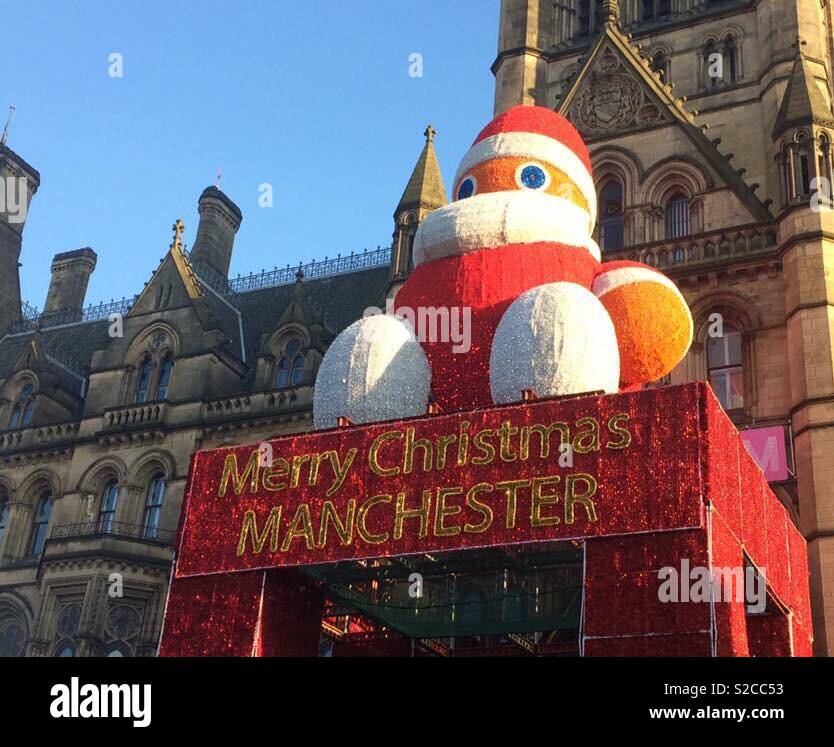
[
  {"x1": 457, "y1": 176, "x2": 477, "y2": 200},
  {"x1": 518, "y1": 164, "x2": 549, "y2": 190}
]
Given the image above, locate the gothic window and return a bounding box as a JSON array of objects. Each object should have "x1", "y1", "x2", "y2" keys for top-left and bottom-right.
[
  {"x1": 135, "y1": 357, "x2": 153, "y2": 404},
  {"x1": 599, "y1": 179, "x2": 625, "y2": 252},
  {"x1": 708, "y1": 325, "x2": 744, "y2": 412},
  {"x1": 0, "y1": 619, "x2": 25, "y2": 657},
  {"x1": 157, "y1": 354, "x2": 174, "y2": 400},
  {"x1": 0, "y1": 491, "x2": 9, "y2": 543},
  {"x1": 665, "y1": 192, "x2": 691, "y2": 239},
  {"x1": 143, "y1": 474, "x2": 167, "y2": 540},
  {"x1": 704, "y1": 40, "x2": 719, "y2": 88},
  {"x1": 30, "y1": 492, "x2": 52, "y2": 556},
  {"x1": 276, "y1": 338, "x2": 306, "y2": 388},
  {"x1": 577, "y1": 1, "x2": 601, "y2": 38},
  {"x1": 56, "y1": 604, "x2": 81, "y2": 639},
  {"x1": 642, "y1": 0, "x2": 672, "y2": 21},
  {"x1": 793, "y1": 131, "x2": 812, "y2": 198},
  {"x1": 724, "y1": 35, "x2": 738, "y2": 83},
  {"x1": 98, "y1": 480, "x2": 119, "y2": 532},
  {"x1": 9, "y1": 383, "x2": 35, "y2": 429},
  {"x1": 818, "y1": 132, "x2": 833, "y2": 190}
]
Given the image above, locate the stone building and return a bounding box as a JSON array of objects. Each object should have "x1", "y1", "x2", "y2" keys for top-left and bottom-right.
[
  {"x1": 2, "y1": 0, "x2": 833, "y2": 656},
  {"x1": 493, "y1": 0, "x2": 834, "y2": 654}
]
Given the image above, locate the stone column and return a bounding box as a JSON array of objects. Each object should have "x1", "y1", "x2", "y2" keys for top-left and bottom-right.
[{"x1": 780, "y1": 205, "x2": 834, "y2": 655}]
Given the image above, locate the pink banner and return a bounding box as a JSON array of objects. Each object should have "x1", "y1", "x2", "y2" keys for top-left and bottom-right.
[{"x1": 741, "y1": 425, "x2": 789, "y2": 482}]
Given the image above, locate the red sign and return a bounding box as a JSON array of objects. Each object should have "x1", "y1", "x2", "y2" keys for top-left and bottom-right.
[{"x1": 174, "y1": 385, "x2": 709, "y2": 577}]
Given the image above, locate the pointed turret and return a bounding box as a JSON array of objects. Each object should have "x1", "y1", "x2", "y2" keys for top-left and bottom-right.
[
  {"x1": 772, "y1": 39, "x2": 834, "y2": 206},
  {"x1": 390, "y1": 125, "x2": 447, "y2": 285},
  {"x1": 773, "y1": 40, "x2": 834, "y2": 140}
]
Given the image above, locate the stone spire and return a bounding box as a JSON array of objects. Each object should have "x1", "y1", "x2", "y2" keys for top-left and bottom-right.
[
  {"x1": 390, "y1": 125, "x2": 448, "y2": 285},
  {"x1": 394, "y1": 125, "x2": 448, "y2": 217},
  {"x1": 773, "y1": 37, "x2": 834, "y2": 139}
]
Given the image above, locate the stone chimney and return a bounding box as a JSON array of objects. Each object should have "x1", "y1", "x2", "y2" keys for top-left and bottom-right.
[
  {"x1": 0, "y1": 142, "x2": 40, "y2": 336},
  {"x1": 43, "y1": 248, "x2": 97, "y2": 314},
  {"x1": 190, "y1": 186, "x2": 242, "y2": 278}
]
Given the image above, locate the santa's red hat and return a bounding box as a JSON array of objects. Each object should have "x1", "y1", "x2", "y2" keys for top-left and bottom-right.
[{"x1": 453, "y1": 105, "x2": 597, "y2": 220}]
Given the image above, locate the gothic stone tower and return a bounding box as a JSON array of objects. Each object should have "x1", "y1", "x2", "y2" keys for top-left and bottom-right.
[{"x1": 493, "y1": 0, "x2": 834, "y2": 655}]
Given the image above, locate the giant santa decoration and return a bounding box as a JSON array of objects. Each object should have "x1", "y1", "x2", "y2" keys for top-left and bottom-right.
[{"x1": 313, "y1": 106, "x2": 694, "y2": 428}]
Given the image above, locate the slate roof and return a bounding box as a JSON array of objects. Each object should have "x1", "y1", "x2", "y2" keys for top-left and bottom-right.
[{"x1": 0, "y1": 264, "x2": 390, "y2": 389}]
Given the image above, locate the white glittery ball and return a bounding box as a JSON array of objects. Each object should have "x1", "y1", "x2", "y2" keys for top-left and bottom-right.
[
  {"x1": 490, "y1": 282, "x2": 620, "y2": 405},
  {"x1": 314, "y1": 314, "x2": 432, "y2": 430}
]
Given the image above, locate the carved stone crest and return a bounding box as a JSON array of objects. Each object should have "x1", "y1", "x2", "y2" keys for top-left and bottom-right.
[{"x1": 569, "y1": 48, "x2": 669, "y2": 138}]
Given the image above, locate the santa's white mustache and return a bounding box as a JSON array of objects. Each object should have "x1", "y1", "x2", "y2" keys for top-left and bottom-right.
[{"x1": 412, "y1": 190, "x2": 601, "y2": 267}]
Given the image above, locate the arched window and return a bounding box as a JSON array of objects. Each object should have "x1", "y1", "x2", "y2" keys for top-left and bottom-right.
[
  {"x1": 724, "y1": 35, "x2": 738, "y2": 83},
  {"x1": 30, "y1": 492, "x2": 52, "y2": 556},
  {"x1": 9, "y1": 383, "x2": 35, "y2": 429},
  {"x1": 577, "y1": 0, "x2": 601, "y2": 37},
  {"x1": 0, "y1": 491, "x2": 9, "y2": 543},
  {"x1": 793, "y1": 131, "x2": 812, "y2": 198},
  {"x1": 665, "y1": 192, "x2": 691, "y2": 239},
  {"x1": 704, "y1": 40, "x2": 719, "y2": 88},
  {"x1": 276, "y1": 338, "x2": 306, "y2": 388},
  {"x1": 642, "y1": 0, "x2": 672, "y2": 21},
  {"x1": 98, "y1": 481, "x2": 119, "y2": 533},
  {"x1": 818, "y1": 133, "x2": 833, "y2": 191},
  {"x1": 707, "y1": 325, "x2": 744, "y2": 412},
  {"x1": 143, "y1": 474, "x2": 167, "y2": 540},
  {"x1": 135, "y1": 357, "x2": 153, "y2": 404},
  {"x1": 599, "y1": 179, "x2": 625, "y2": 252},
  {"x1": 0, "y1": 619, "x2": 26, "y2": 657},
  {"x1": 157, "y1": 354, "x2": 174, "y2": 401}
]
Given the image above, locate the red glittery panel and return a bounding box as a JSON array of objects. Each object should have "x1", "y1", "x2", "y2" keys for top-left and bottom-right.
[
  {"x1": 158, "y1": 572, "x2": 264, "y2": 657},
  {"x1": 763, "y1": 489, "x2": 790, "y2": 606},
  {"x1": 709, "y1": 511, "x2": 749, "y2": 657},
  {"x1": 787, "y1": 525, "x2": 814, "y2": 655},
  {"x1": 395, "y1": 242, "x2": 599, "y2": 411},
  {"x1": 700, "y1": 392, "x2": 742, "y2": 534},
  {"x1": 747, "y1": 612, "x2": 792, "y2": 657},
  {"x1": 176, "y1": 385, "x2": 705, "y2": 577},
  {"x1": 583, "y1": 531, "x2": 710, "y2": 640},
  {"x1": 584, "y1": 633, "x2": 713, "y2": 657},
  {"x1": 256, "y1": 571, "x2": 323, "y2": 657}
]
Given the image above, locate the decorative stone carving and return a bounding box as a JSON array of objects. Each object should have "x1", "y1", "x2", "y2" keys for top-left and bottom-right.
[{"x1": 569, "y1": 50, "x2": 670, "y2": 138}]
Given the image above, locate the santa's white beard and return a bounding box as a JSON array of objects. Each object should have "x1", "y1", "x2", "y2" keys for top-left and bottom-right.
[{"x1": 413, "y1": 191, "x2": 601, "y2": 267}]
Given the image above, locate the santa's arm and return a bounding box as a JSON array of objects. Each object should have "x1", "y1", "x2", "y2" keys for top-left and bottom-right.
[{"x1": 592, "y1": 260, "x2": 694, "y2": 387}]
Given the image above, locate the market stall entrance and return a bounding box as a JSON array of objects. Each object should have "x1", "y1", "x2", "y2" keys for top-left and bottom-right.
[{"x1": 159, "y1": 384, "x2": 813, "y2": 657}]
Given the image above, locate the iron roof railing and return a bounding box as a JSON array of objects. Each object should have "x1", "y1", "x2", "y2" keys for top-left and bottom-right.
[
  {"x1": 13, "y1": 245, "x2": 392, "y2": 332},
  {"x1": 10, "y1": 297, "x2": 137, "y2": 334}
]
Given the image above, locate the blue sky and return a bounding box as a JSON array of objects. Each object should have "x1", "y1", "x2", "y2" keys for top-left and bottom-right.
[{"x1": 4, "y1": 0, "x2": 499, "y2": 308}]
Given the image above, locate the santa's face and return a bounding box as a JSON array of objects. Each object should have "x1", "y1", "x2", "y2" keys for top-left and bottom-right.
[
  {"x1": 454, "y1": 156, "x2": 588, "y2": 210},
  {"x1": 414, "y1": 163, "x2": 601, "y2": 267},
  {"x1": 413, "y1": 106, "x2": 602, "y2": 269}
]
